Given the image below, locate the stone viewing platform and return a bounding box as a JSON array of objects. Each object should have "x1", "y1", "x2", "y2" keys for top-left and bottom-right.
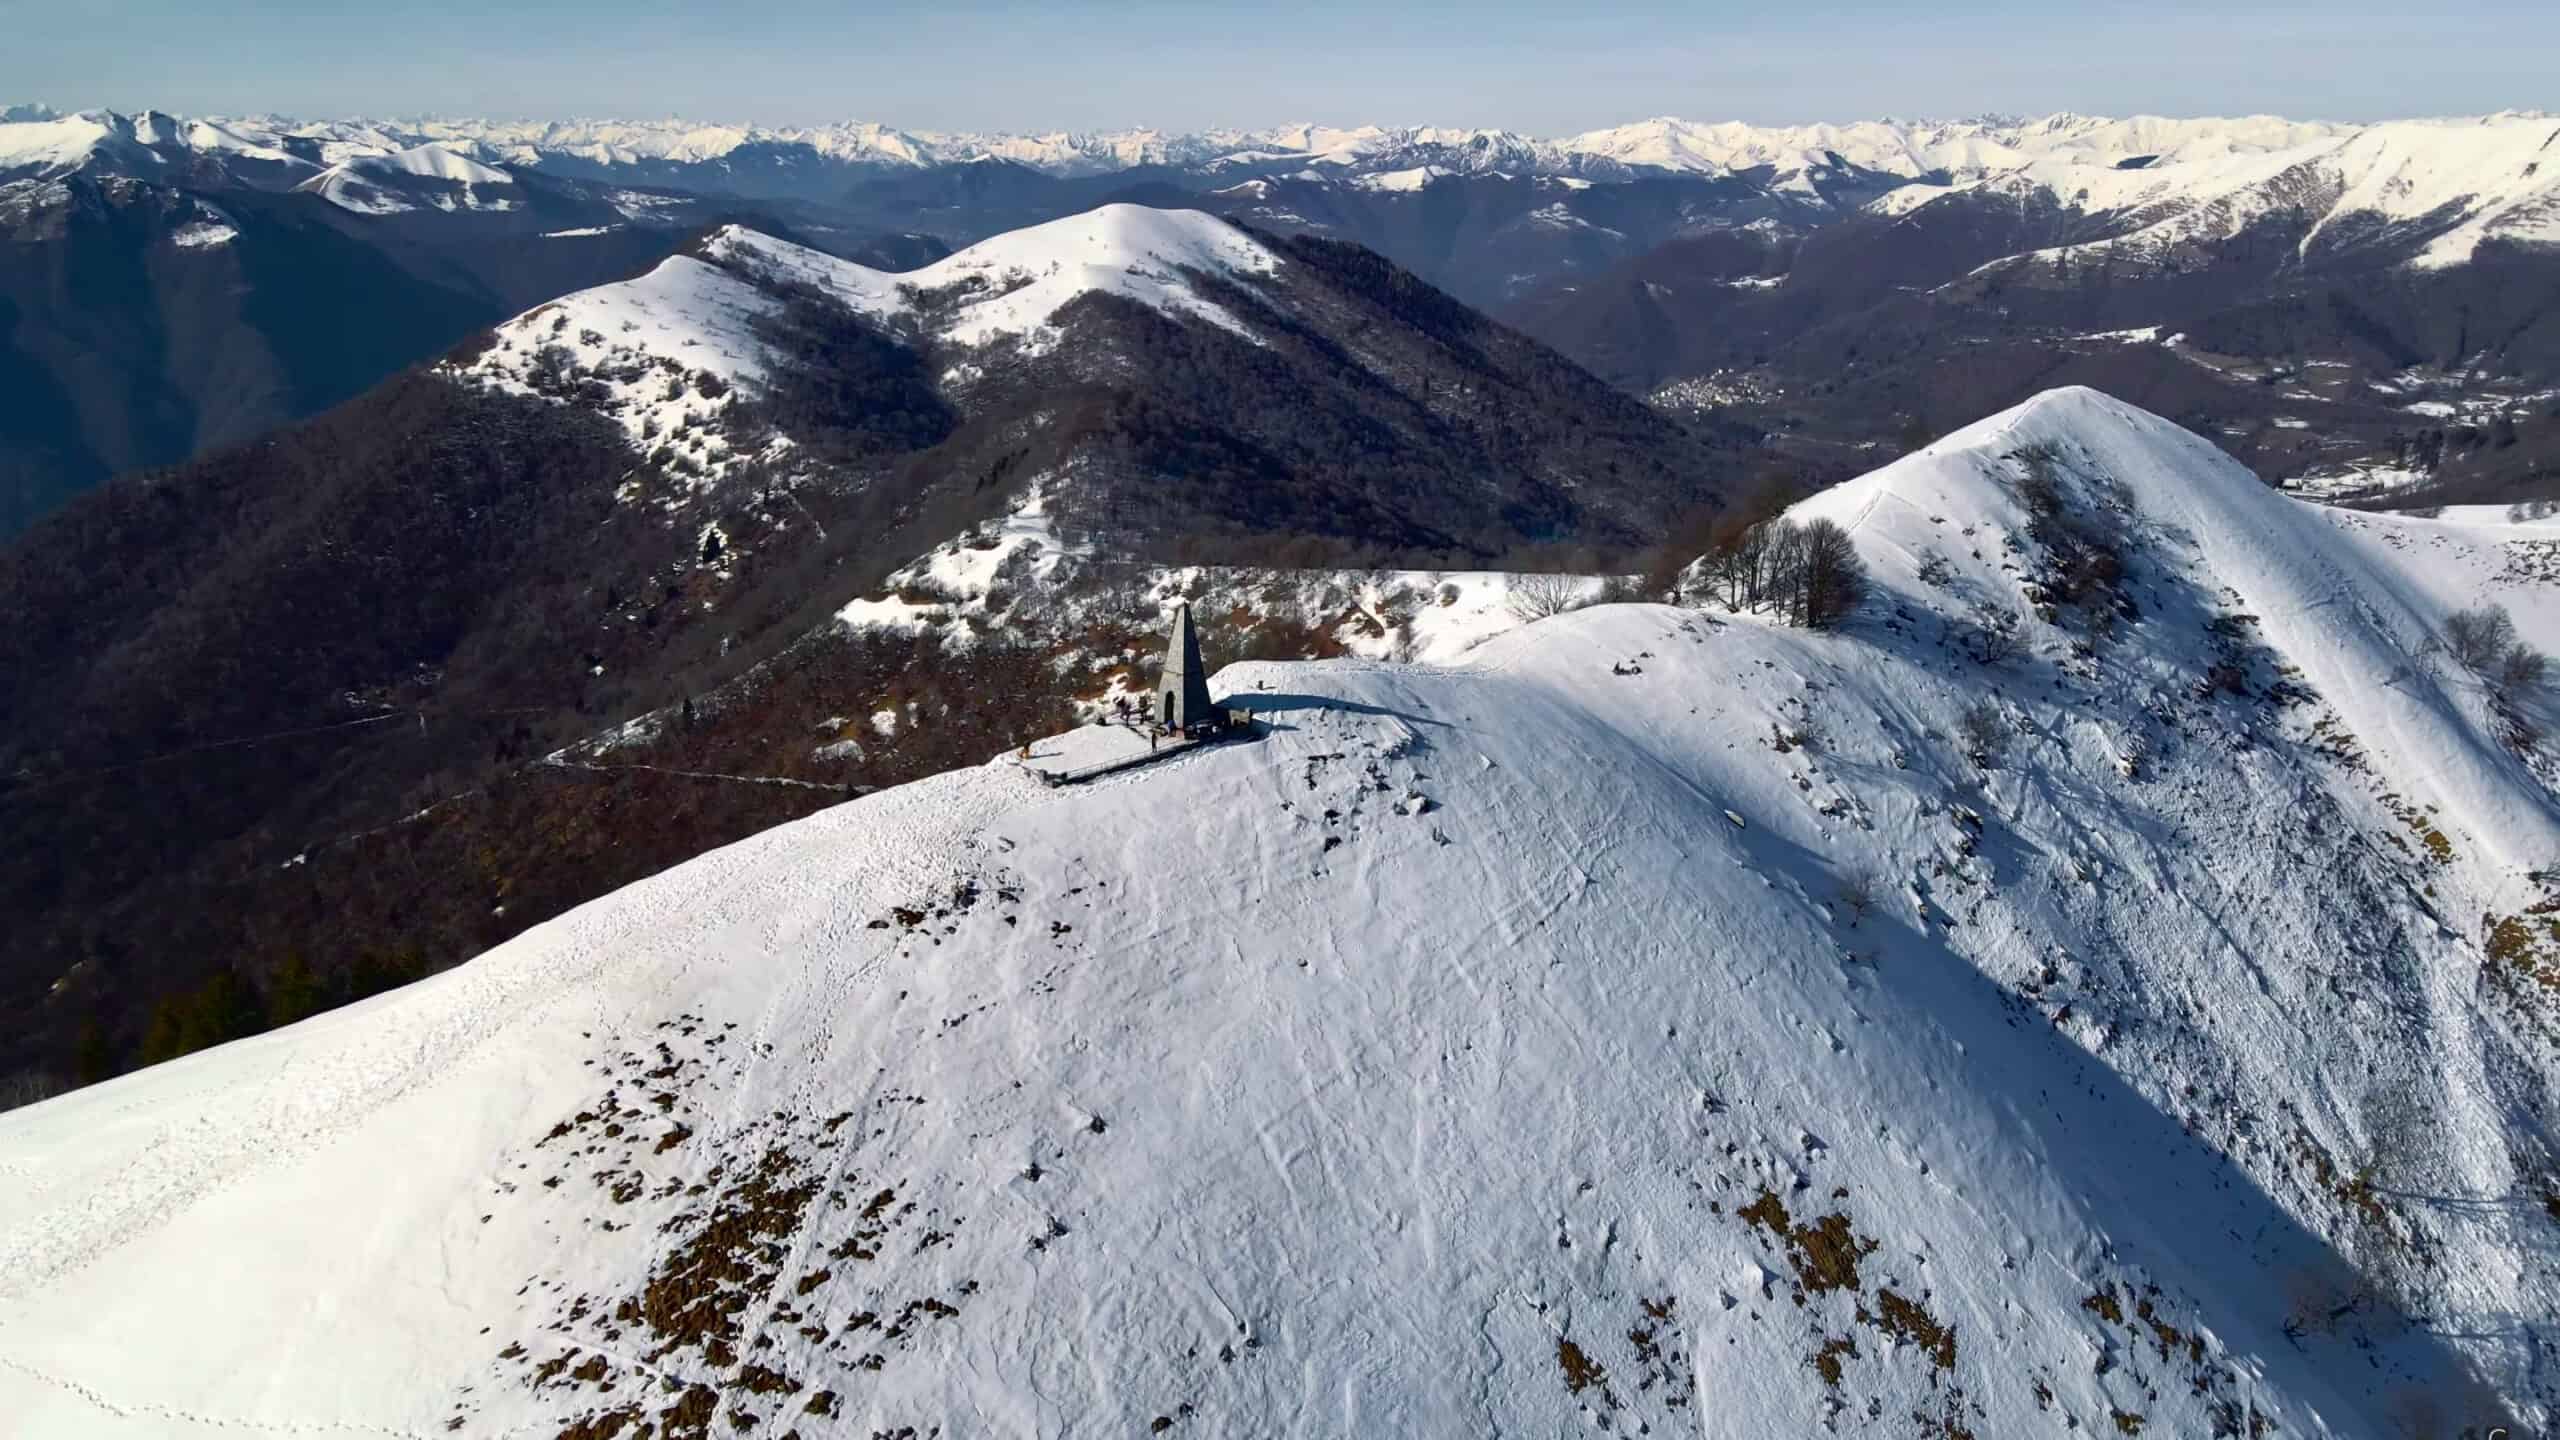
[
  {"x1": 1001, "y1": 599, "x2": 1256, "y2": 786},
  {"x1": 1003, "y1": 719, "x2": 1208, "y2": 786}
]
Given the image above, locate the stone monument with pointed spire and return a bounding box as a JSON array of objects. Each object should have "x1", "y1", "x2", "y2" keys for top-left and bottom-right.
[{"x1": 1157, "y1": 601, "x2": 1218, "y2": 731}]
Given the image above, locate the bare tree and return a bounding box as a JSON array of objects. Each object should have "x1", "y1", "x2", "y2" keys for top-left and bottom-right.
[
  {"x1": 1698, "y1": 530, "x2": 1750, "y2": 612},
  {"x1": 2445, "y1": 605, "x2": 2518, "y2": 672},
  {"x1": 2498, "y1": 642, "x2": 2548, "y2": 695},
  {"x1": 1506, "y1": 571, "x2": 1584, "y2": 621},
  {"x1": 1719, "y1": 518, "x2": 1786, "y2": 612},
  {"x1": 1796, "y1": 518, "x2": 1870, "y2": 629},
  {"x1": 1695, "y1": 477, "x2": 1795, "y2": 612},
  {"x1": 2494, "y1": 640, "x2": 2549, "y2": 751},
  {"x1": 1960, "y1": 606, "x2": 2026, "y2": 665},
  {"x1": 1833, "y1": 868, "x2": 1881, "y2": 927},
  {"x1": 2440, "y1": 603, "x2": 2549, "y2": 749},
  {"x1": 1641, "y1": 504, "x2": 1721, "y2": 602},
  {"x1": 1690, "y1": 490, "x2": 1866, "y2": 629}
]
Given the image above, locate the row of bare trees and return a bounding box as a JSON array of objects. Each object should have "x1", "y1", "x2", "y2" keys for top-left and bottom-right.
[
  {"x1": 2445, "y1": 604, "x2": 2549, "y2": 749},
  {"x1": 1514, "y1": 477, "x2": 1872, "y2": 631},
  {"x1": 1692, "y1": 513, "x2": 1869, "y2": 629},
  {"x1": 1637, "y1": 478, "x2": 1870, "y2": 630}
]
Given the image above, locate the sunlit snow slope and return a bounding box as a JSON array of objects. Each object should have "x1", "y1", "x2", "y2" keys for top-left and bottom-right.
[
  {"x1": 293, "y1": 143, "x2": 521, "y2": 214},
  {"x1": 2, "y1": 390, "x2": 2554, "y2": 1438},
  {"x1": 455, "y1": 204, "x2": 1279, "y2": 480}
]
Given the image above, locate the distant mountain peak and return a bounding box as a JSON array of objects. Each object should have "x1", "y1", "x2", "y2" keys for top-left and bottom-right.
[{"x1": 294, "y1": 142, "x2": 520, "y2": 215}]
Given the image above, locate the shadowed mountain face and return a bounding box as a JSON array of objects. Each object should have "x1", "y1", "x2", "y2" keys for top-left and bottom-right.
[
  {"x1": 0, "y1": 167, "x2": 941, "y2": 537},
  {"x1": 1501, "y1": 137, "x2": 2560, "y2": 506},
  {"x1": 0, "y1": 177, "x2": 500, "y2": 533},
  {"x1": 0, "y1": 208, "x2": 1755, "y2": 1093},
  {"x1": 1511, "y1": 190, "x2": 2560, "y2": 395}
]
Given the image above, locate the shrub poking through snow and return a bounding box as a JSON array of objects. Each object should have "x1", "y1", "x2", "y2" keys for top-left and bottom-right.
[
  {"x1": 2005, "y1": 444, "x2": 2137, "y2": 629},
  {"x1": 2010, "y1": 442, "x2": 2067, "y2": 518},
  {"x1": 1958, "y1": 700, "x2": 2009, "y2": 768}
]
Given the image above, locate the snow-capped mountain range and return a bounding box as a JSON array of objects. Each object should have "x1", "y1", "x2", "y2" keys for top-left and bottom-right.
[
  {"x1": 1899, "y1": 112, "x2": 2560, "y2": 272},
  {"x1": 7, "y1": 103, "x2": 2555, "y2": 243},
  {"x1": 0, "y1": 103, "x2": 2426, "y2": 183},
  {"x1": 4, "y1": 386, "x2": 2553, "y2": 1435}
]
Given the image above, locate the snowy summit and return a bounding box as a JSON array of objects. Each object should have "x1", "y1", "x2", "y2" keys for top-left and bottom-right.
[
  {"x1": 453, "y1": 205, "x2": 1283, "y2": 483},
  {"x1": 2, "y1": 388, "x2": 2554, "y2": 1436}
]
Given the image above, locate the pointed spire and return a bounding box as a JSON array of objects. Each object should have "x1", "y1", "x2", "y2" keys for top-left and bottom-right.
[{"x1": 1159, "y1": 601, "x2": 1217, "y2": 730}]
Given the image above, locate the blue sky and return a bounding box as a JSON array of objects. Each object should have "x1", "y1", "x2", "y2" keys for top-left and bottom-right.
[{"x1": 4, "y1": 0, "x2": 2553, "y2": 131}]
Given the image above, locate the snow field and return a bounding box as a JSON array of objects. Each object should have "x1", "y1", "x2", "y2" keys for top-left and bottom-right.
[{"x1": 2, "y1": 389, "x2": 2553, "y2": 1435}]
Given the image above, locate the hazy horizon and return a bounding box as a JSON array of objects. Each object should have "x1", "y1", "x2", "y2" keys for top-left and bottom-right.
[
  {"x1": 4, "y1": 0, "x2": 2554, "y2": 135},
  {"x1": 8, "y1": 99, "x2": 2556, "y2": 134}
]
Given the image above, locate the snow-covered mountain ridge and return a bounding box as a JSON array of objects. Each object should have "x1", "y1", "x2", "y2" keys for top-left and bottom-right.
[
  {"x1": 1917, "y1": 112, "x2": 2560, "y2": 272},
  {"x1": 3, "y1": 387, "x2": 2553, "y2": 1436},
  {"x1": 439, "y1": 199, "x2": 1729, "y2": 562},
  {"x1": 452, "y1": 206, "x2": 1286, "y2": 490},
  {"x1": 0, "y1": 105, "x2": 2408, "y2": 181},
  {"x1": 292, "y1": 142, "x2": 521, "y2": 214},
  {"x1": 10, "y1": 104, "x2": 2557, "y2": 255}
]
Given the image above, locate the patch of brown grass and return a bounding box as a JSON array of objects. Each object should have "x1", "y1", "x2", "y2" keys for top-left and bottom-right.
[
  {"x1": 2133, "y1": 1296, "x2": 2202, "y2": 1364},
  {"x1": 2486, "y1": 911, "x2": 2560, "y2": 986},
  {"x1": 1870, "y1": 1289, "x2": 1957, "y2": 1372},
  {"x1": 1810, "y1": 1335, "x2": 1858, "y2": 1387},
  {"x1": 1737, "y1": 1188, "x2": 1876, "y2": 1296},
  {"x1": 1557, "y1": 1338, "x2": 1612, "y2": 1403},
  {"x1": 729, "y1": 1364, "x2": 795, "y2": 1396},
  {"x1": 630, "y1": 1147, "x2": 820, "y2": 1364},
  {"x1": 656, "y1": 1384, "x2": 718, "y2": 1440},
  {"x1": 2334, "y1": 1164, "x2": 2391, "y2": 1229},
  {"x1": 552, "y1": 1405, "x2": 642, "y2": 1440},
  {"x1": 2378, "y1": 792, "x2": 2455, "y2": 865}
]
